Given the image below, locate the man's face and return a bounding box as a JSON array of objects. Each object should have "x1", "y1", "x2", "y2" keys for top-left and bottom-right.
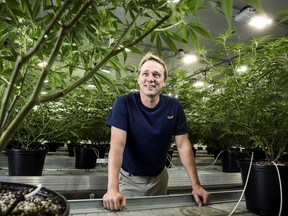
[{"x1": 138, "y1": 60, "x2": 167, "y2": 97}]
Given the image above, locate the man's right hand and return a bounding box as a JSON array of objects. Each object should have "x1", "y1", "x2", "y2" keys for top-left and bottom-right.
[{"x1": 102, "y1": 190, "x2": 126, "y2": 211}]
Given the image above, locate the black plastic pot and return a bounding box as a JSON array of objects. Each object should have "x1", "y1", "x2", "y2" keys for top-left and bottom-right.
[
  {"x1": 96, "y1": 145, "x2": 107, "y2": 158},
  {"x1": 74, "y1": 147, "x2": 97, "y2": 169},
  {"x1": 45, "y1": 142, "x2": 60, "y2": 152},
  {"x1": 213, "y1": 148, "x2": 221, "y2": 159},
  {"x1": 221, "y1": 150, "x2": 245, "y2": 172},
  {"x1": 192, "y1": 147, "x2": 197, "y2": 157},
  {"x1": 243, "y1": 147, "x2": 266, "y2": 160},
  {"x1": 5, "y1": 140, "x2": 22, "y2": 150},
  {"x1": 7, "y1": 149, "x2": 47, "y2": 176},
  {"x1": 238, "y1": 160, "x2": 288, "y2": 216},
  {"x1": 67, "y1": 143, "x2": 75, "y2": 157},
  {"x1": 0, "y1": 181, "x2": 69, "y2": 215}
]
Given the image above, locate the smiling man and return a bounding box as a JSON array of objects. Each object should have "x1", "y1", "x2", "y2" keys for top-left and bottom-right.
[{"x1": 102, "y1": 52, "x2": 209, "y2": 211}]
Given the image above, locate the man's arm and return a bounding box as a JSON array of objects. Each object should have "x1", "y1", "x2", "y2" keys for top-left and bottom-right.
[
  {"x1": 102, "y1": 126, "x2": 127, "y2": 211},
  {"x1": 175, "y1": 133, "x2": 209, "y2": 206}
]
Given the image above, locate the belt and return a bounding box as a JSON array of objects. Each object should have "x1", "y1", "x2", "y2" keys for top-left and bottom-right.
[
  {"x1": 121, "y1": 167, "x2": 165, "y2": 177},
  {"x1": 121, "y1": 168, "x2": 137, "y2": 176}
]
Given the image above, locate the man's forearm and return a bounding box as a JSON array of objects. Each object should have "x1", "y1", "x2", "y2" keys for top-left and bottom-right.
[
  {"x1": 107, "y1": 147, "x2": 123, "y2": 191},
  {"x1": 178, "y1": 143, "x2": 201, "y2": 188}
]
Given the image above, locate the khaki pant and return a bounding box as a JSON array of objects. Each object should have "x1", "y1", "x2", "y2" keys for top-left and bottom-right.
[{"x1": 119, "y1": 167, "x2": 169, "y2": 197}]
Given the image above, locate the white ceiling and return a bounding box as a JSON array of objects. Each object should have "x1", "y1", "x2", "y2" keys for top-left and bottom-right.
[{"x1": 120, "y1": 0, "x2": 288, "y2": 79}]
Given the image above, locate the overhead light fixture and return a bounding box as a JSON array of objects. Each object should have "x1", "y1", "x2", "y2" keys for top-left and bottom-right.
[
  {"x1": 101, "y1": 67, "x2": 111, "y2": 73},
  {"x1": 37, "y1": 61, "x2": 47, "y2": 68},
  {"x1": 193, "y1": 80, "x2": 205, "y2": 88},
  {"x1": 85, "y1": 84, "x2": 96, "y2": 90},
  {"x1": 235, "y1": 6, "x2": 255, "y2": 22},
  {"x1": 178, "y1": 48, "x2": 186, "y2": 56},
  {"x1": 236, "y1": 65, "x2": 248, "y2": 74},
  {"x1": 183, "y1": 54, "x2": 197, "y2": 64},
  {"x1": 249, "y1": 16, "x2": 272, "y2": 29},
  {"x1": 235, "y1": 6, "x2": 272, "y2": 29},
  {"x1": 167, "y1": 0, "x2": 180, "y2": 3},
  {"x1": 177, "y1": 49, "x2": 197, "y2": 64},
  {"x1": 118, "y1": 45, "x2": 131, "y2": 52}
]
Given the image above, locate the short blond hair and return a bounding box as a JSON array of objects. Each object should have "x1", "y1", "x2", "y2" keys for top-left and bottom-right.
[{"x1": 138, "y1": 52, "x2": 168, "y2": 80}]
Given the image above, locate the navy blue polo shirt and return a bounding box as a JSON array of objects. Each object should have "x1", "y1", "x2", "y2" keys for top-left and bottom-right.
[{"x1": 106, "y1": 92, "x2": 188, "y2": 176}]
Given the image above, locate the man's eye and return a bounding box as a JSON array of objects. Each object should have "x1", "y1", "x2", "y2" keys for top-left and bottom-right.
[{"x1": 154, "y1": 74, "x2": 160, "y2": 78}]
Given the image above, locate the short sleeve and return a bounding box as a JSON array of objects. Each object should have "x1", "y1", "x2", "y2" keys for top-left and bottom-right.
[{"x1": 106, "y1": 96, "x2": 128, "y2": 131}]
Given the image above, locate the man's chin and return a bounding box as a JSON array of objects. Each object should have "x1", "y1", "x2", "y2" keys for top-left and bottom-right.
[
  {"x1": 140, "y1": 88, "x2": 161, "y2": 96},
  {"x1": 145, "y1": 92, "x2": 159, "y2": 97}
]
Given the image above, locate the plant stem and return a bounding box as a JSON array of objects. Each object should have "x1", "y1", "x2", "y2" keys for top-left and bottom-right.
[
  {"x1": 0, "y1": 1, "x2": 91, "y2": 151},
  {"x1": 0, "y1": 0, "x2": 71, "y2": 132}
]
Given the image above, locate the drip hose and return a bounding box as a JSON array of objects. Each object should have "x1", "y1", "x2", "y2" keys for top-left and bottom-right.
[{"x1": 3, "y1": 184, "x2": 42, "y2": 216}]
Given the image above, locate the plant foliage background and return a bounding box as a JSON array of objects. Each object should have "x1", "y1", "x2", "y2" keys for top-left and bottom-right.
[{"x1": 2, "y1": 0, "x2": 287, "y2": 163}]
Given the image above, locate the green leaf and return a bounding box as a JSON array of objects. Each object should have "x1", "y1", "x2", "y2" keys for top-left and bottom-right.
[
  {"x1": 0, "y1": 33, "x2": 9, "y2": 47},
  {"x1": 122, "y1": 50, "x2": 128, "y2": 63},
  {"x1": 187, "y1": 28, "x2": 199, "y2": 49},
  {"x1": 188, "y1": 22, "x2": 212, "y2": 39},
  {"x1": 220, "y1": 0, "x2": 233, "y2": 29},
  {"x1": 156, "y1": 35, "x2": 162, "y2": 56},
  {"x1": 161, "y1": 32, "x2": 178, "y2": 53},
  {"x1": 167, "y1": 31, "x2": 187, "y2": 43},
  {"x1": 94, "y1": 72, "x2": 119, "y2": 93},
  {"x1": 108, "y1": 56, "x2": 125, "y2": 72},
  {"x1": 183, "y1": 26, "x2": 188, "y2": 41},
  {"x1": 150, "y1": 31, "x2": 157, "y2": 44},
  {"x1": 0, "y1": 57, "x2": 3, "y2": 73},
  {"x1": 92, "y1": 76, "x2": 103, "y2": 92},
  {"x1": 32, "y1": 1, "x2": 42, "y2": 21},
  {"x1": 279, "y1": 15, "x2": 288, "y2": 25},
  {"x1": 128, "y1": 46, "x2": 143, "y2": 55}
]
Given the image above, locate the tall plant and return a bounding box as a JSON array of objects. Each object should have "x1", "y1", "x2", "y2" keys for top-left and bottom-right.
[
  {"x1": 0, "y1": 0, "x2": 259, "y2": 151},
  {"x1": 198, "y1": 33, "x2": 288, "y2": 162}
]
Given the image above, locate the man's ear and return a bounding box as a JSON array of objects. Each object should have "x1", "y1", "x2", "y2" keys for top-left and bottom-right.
[{"x1": 163, "y1": 79, "x2": 168, "y2": 87}]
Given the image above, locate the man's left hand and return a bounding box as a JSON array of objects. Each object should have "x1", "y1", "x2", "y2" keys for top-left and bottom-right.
[{"x1": 192, "y1": 186, "x2": 209, "y2": 206}]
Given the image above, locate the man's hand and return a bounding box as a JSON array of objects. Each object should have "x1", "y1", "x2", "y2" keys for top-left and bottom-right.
[
  {"x1": 102, "y1": 190, "x2": 126, "y2": 211},
  {"x1": 192, "y1": 185, "x2": 209, "y2": 206}
]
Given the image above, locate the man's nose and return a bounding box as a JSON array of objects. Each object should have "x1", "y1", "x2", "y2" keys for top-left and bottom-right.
[{"x1": 147, "y1": 73, "x2": 155, "y2": 81}]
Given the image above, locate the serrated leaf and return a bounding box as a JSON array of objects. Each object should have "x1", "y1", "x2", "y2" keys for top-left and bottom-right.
[
  {"x1": 0, "y1": 33, "x2": 9, "y2": 47},
  {"x1": 188, "y1": 22, "x2": 212, "y2": 39},
  {"x1": 220, "y1": 0, "x2": 233, "y2": 29},
  {"x1": 123, "y1": 51, "x2": 128, "y2": 63},
  {"x1": 161, "y1": 32, "x2": 178, "y2": 53},
  {"x1": 150, "y1": 31, "x2": 157, "y2": 43},
  {"x1": 94, "y1": 72, "x2": 119, "y2": 93},
  {"x1": 167, "y1": 31, "x2": 187, "y2": 43},
  {"x1": 32, "y1": 1, "x2": 42, "y2": 21},
  {"x1": 279, "y1": 16, "x2": 288, "y2": 25},
  {"x1": 108, "y1": 56, "x2": 125, "y2": 72},
  {"x1": 156, "y1": 35, "x2": 162, "y2": 56},
  {"x1": 129, "y1": 46, "x2": 143, "y2": 55},
  {"x1": 92, "y1": 76, "x2": 103, "y2": 93},
  {"x1": 188, "y1": 28, "x2": 199, "y2": 49}
]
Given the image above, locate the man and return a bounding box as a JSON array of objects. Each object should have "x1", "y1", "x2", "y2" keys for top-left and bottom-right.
[{"x1": 102, "y1": 52, "x2": 209, "y2": 211}]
